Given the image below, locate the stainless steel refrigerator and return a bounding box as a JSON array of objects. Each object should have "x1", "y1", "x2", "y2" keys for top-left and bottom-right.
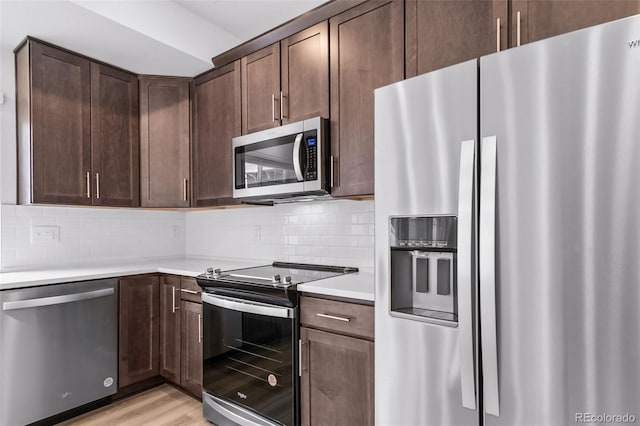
[{"x1": 374, "y1": 15, "x2": 640, "y2": 426}]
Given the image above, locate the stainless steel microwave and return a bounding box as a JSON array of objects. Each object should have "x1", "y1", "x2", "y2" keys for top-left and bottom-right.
[{"x1": 232, "y1": 117, "x2": 329, "y2": 200}]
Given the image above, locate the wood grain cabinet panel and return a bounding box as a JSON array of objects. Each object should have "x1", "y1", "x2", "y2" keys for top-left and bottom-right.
[
  {"x1": 511, "y1": 0, "x2": 640, "y2": 47},
  {"x1": 17, "y1": 40, "x2": 92, "y2": 205},
  {"x1": 192, "y1": 61, "x2": 241, "y2": 207},
  {"x1": 281, "y1": 21, "x2": 329, "y2": 124},
  {"x1": 119, "y1": 275, "x2": 160, "y2": 388},
  {"x1": 91, "y1": 63, "x2": 139, "y2": 207},
  {"x1": 406, "y1": 0, "x2": 506, "y2": 77},
  {"x1": 160, "y1": 275, "x2": 181, "y2": 384},
  {"x1": 301, "y1": 327, "x2": 374, "y2": 426},
  {"x1": 329, "y1": 0, "x2": 404, "y2": 197},
  {"x1": 140, "y1": 77, "x2": 191, "y2": 207},
  {"x1": 181, "y1": 300, "x2": 203, "y2": 397},
  {"x1": 241, "y1": 43, "x2": 281, "y2": 134}
]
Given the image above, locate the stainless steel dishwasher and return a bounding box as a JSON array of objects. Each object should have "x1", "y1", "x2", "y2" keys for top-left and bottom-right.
[{"x1": 0, "y1": 278, "x2": 118, "y2": 426}]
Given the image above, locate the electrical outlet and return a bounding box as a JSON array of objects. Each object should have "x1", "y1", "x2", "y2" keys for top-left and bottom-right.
[
  {"x1": 253, "y1": 225, "x2": 261, "y2": 241},
  {"x1": 31, "y1": 226, "x2": 60, "y2": 243},
  {"x1": 170, "y1": 226, "x2": 179, "y2": 239}
]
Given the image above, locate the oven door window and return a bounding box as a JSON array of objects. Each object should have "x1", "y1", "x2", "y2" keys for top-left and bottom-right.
[{"x1": 203, "y1": 300, "x2": 295, "y2": 426}]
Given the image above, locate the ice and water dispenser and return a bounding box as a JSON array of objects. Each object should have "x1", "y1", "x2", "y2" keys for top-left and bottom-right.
[{"x1": 390, "y1": 216, "x2": 458, "y2": 326}]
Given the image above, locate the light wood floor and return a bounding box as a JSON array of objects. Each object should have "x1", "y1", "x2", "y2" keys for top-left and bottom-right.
[{"x1": 57, "y1": 384, "x2": 211, "y2": 426}]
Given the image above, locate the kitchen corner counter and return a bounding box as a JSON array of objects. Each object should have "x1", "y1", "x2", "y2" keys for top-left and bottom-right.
[
  {"x1": 0, "y1": 258, "x2": 260, "y2": 290},
  {"x1": 297, "y1": 271, "x2": 374, "y2": 302}
]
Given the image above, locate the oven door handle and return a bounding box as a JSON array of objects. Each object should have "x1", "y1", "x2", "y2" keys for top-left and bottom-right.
[{"x1": 202, "y1": 293, "x2": 294, "y2": 319}]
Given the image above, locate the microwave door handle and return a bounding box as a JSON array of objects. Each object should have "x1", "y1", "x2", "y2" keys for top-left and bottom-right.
[{"x1": 293, "y1": 133, "x2": 304, "y2": 182}]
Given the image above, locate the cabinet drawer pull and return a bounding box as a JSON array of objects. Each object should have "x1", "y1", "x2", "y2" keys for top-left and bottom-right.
[
  {"x1": 198, "y1": 313, "x2": 202, "y2": 343},
  {"x1": 316, "y1": 313, "x2": 350, "y2": 322},
  {"x1": 172, "y1": 286, "x2": 180, "y2": 313},
  {"x1": 496, "y1": 18, "x2": 501, "y2": 52},
  {"x1": 330, "y1": 155, "x2": 335, "y2": 188},
  {"x1": 95, "y1": 173, "x2": 100, "y2": 199},
  {"x1": 516, "y1": 11, "x2": 521, "y2": 47},
  {"x1": 86, "y1": 172, "x2": 90, "y2": 198},
  {"x1": 180, "y1": 288, "x2": 200, "y2": 295}
]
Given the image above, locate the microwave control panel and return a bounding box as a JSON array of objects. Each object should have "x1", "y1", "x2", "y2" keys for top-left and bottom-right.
[{"x1": 305, "y1": 136, "x2": 318, "y2": 180}]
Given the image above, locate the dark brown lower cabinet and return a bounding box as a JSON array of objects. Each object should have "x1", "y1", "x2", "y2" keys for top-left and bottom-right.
[
  {"x1": 159, "y1": 275, "x2": 181, "y2": 383},
  {"x1": 118, "y1": 275, "x2": 160, "y2": 388},
  {"x1": 181, "y1": 300, "x2": 203, "y2": 397},
  {"x1": 300, "y1": 327, "x2": 374, "y2": 426},
  {"x1": 158, "y1": 275, "x2": 203, "y2": 397}
]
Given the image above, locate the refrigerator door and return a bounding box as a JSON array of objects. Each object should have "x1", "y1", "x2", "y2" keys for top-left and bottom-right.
[
  {"x1": 375, "y1": 59, "x2": 479, "y2": 426},
  {"x1": 480, "y1": 15, "x2": 640, "y2": 426}
]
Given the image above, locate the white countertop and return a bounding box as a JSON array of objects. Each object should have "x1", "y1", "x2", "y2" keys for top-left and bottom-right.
[{"x1": 0, "y1": 257, "x2": 375, "y2": 301}]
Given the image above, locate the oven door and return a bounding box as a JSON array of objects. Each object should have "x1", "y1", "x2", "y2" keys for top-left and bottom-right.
[{"x1": 202, "y1": 293, "x2": 298, "y2": 426}]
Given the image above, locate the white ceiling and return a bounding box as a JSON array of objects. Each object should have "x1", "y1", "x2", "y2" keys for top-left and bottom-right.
[{"x1": 0, "y1": 0, "x2": 327, "y2": 77}]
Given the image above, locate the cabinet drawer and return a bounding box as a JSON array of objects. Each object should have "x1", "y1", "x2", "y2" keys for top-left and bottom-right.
[
  {"x1": 179, "y1": 278, "x2": 201, "y2": 303},
  {"x1": 300, "y1": 296, "x2": 373, "y2": 340}
]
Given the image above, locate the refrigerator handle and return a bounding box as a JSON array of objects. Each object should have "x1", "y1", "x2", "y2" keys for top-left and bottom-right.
[
  {"x1": 480, "y1": 136, "x2": 500, "y2": 416},
  {"x1": 457, "y1": 139, "x2": 477, "y2": 411}
]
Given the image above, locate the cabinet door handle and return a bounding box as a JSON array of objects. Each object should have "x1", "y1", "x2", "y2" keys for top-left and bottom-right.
[
  {"x1": 330, "y1": 155, "x2": 335, "y2": 188},
  {"x1": 496, "y1": 18, "x2": 501, "y2": 52},
  {"x1": 86, "y1": 172, "x2": 90, "y2": 198},
  {"x1": 516, "y1": 11, "x2": 521, "y2": 46},
  {"x1": 272, "y1": 93, "x2": 278, "y2": 122},
  {"x1": 180, "y1": 288, "x2": 200, "y2": 295},
  {"x1": 95, "y1": 173, "x2": 100, "y2": 199},
  {"x1": 172, "y1": 286, "x2": 180, "y2": 314},
  {"x1": 316, "y1": 313, "x2": 351, "y2": 322},
  {"x1": 183, "y1": 178, "x2": 188, "y2": 201},
  {"x1": 280, "y1": 91, "x2": 287, "y2": 120},
  {"x1": 198, "y1": 313, "x2": 202, "y2": 343}
]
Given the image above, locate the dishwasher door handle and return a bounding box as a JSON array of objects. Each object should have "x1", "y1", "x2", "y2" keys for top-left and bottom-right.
[{"x1": 2, "y1": 288, "x2": 114, "y2": 311}]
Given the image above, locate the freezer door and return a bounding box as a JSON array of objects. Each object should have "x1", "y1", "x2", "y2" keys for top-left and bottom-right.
[
  {"x1": 374, "y1": 59, "x2": 479, "y2": 426},
  {"x1": 480, "y1": 15, "x2": 640, "y2": 426}
]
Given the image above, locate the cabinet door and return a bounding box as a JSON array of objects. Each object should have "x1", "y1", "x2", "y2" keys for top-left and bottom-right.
[
  {"x1": 192, "y1": 62, "x2": 241, "y2": 207},
  {"x1": 29, "y1": 42, "x2": 92, "y2": 205},
  {"x1": 512, "y1": 0, "x2": 640, "y2": 47},
  {"x1": 91, "y1": 63, "x2": 139, "y2": 207},
  {"x1": 119, "y1": 275, "x2": 160, "y2": 388},
  {"x1": 329, "y1": 0, "x2": 404, "y2": 197},
  {"x1": 181, "y1": 300, "x2": 203, "y2": 397},
  {"x1": 159, "y1": 275, "x2": 181, "y2": 384},
  {"x1": 281, "y1": 21, "x2": 329, "y2": 124},
  {"x1": 301, "y1": 327, "x2": 374, "y2": 426},
  {"x1": 241, "y1": 43, "x2": 281, "y2": 134},
  {"x1": 140, "y1": 77, "x2": 190, "y2": 207},
  {"x1": 406, "y1": 0, "x2": 506, "y2": 77}
]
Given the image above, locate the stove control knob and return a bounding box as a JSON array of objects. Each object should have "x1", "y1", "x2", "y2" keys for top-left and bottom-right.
[
  {"x1": 206, "y1": 267, "x2": 214, "y2": 275},
  {"x1": 272, "y1": 274, "x2": 281, "y2": 284},
  {"x1": 284, "y1": 276, "x2": 292, "y2": 284},
  {"x1": 213, "y1": 268, "x2": 222, "y2": 277}
]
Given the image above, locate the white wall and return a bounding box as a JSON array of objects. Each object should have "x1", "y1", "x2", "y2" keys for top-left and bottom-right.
[
  {"x1": 0, "y1": 205, "x2": 185, "y2": 270},
  {"x1": 186, "y1": 200, "x2": 375, "y2": 272}
]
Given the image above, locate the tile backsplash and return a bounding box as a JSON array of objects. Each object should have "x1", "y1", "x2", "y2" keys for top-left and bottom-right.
[
  {"x1": 186, "y1": 200, "x2": 374, "y2": 272},
  {"x1": 0, "y1": 199, "x2": 374, "y2": 271},
  {"x1": 0, "y1": 205, "x2": 185, "y2": 270}
]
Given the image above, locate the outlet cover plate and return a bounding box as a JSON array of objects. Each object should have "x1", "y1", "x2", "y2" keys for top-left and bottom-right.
[{"x1": 31, "y1": 226, "x2": 60, "y2": 244}]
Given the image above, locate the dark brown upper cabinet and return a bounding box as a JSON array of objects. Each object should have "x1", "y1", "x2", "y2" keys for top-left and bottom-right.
[
  {"x1": 192, "y1": 61, "x2": 241, "y2": 207},
  {"x1": 16, "y1": 40, "x2": 92, "y2": 205},
  {"x1": 241, "y1": 43, "x2": 281, "y2": 134},
  {"x1": 241, "y1": 22, "x2": 329, "y2": 134},
  {"x1": 510, "y1": 0, "x2": 640, "y2": 47},
  {"x1": 329, "y1": 0, "x2": 404, "y2": 198},
  {"x1": 16, "y1": 39, "x2": 139, "y2": 207},
  {"x1": 280, "y1": 21, "x2": 329, "y2": 124},
  {"x1": 91, "y1": 63, "x2": 139, "y2": 207},
  {"x1": 139, "y1": 77, "x2": 191, "y2": 208},
  {"x1": 406, "y1": 0, "x2": 506, "y2": 77}
]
